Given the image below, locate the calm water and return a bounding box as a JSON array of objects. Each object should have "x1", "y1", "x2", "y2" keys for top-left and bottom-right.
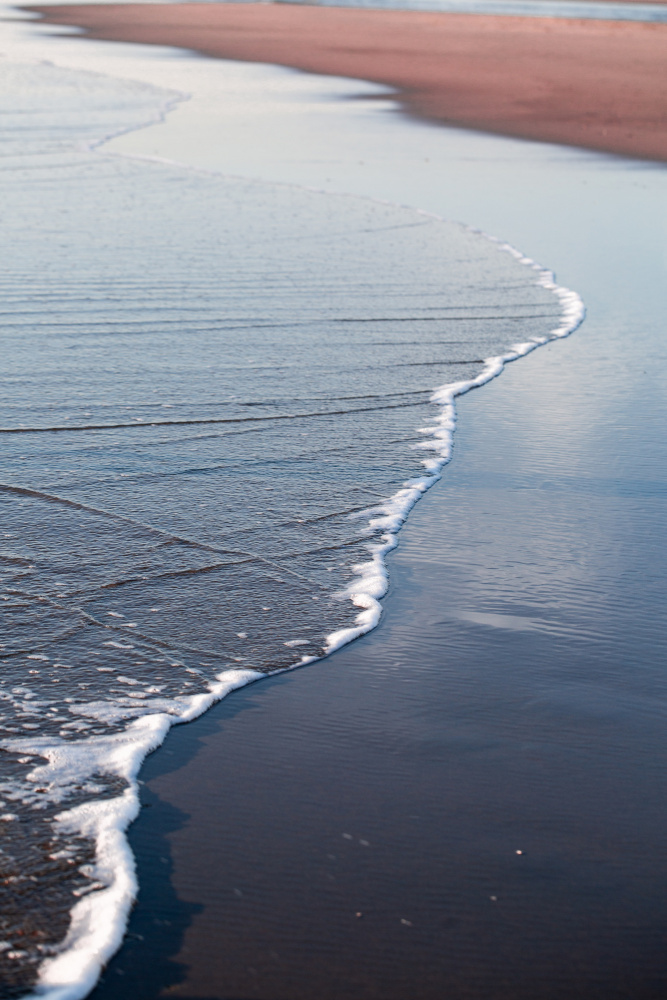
[
  {"x1": 38, "y1": 32, "x2": 664, "y2": 1000},
  {"x1": 0, "y1": 58, "x2": 577, "y2": 998},
  {"x1": 85, "y1": 103, "x2": 667, "y2": 1000}
]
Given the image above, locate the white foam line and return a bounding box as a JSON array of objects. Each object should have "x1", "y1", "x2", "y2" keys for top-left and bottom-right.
[
  {"x1": 14, "y1": 669, "x2": 262, "y2": 1000},
  {"x1": 324, "y1": 238, "x2": 585, "y2": 654}
]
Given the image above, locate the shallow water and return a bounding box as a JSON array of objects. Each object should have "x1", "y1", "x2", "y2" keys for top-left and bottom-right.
[
  {"x1": 42, "y1": 32, "x2": 666, "y2": 1000},
  {"x1": 0, "y1": 57, "x2": 578, "y2": 997},
  {"x1": 86, "y1": 127, "x2": 667, "y2": 1000}
]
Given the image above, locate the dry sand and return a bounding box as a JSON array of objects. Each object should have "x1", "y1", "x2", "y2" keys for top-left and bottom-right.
[{"x1": 30, "y1": 2, "x2": 667, "y2": 161}]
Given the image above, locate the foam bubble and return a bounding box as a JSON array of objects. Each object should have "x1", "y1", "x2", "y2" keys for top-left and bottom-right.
[{"x1": 15, "y1": 670, "x2": 261, "y2": 1000}]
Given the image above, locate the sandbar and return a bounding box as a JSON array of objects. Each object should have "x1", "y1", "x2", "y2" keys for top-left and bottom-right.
[{"x1": 29, "y1": 2, "x2": 667, "y2": 160}]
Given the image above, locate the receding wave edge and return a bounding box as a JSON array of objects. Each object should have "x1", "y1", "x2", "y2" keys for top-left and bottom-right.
[{"x1": 18, "y1": 230, "x2": 583, "y2": 1000}]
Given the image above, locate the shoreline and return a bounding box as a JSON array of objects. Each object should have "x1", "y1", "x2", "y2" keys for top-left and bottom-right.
[
  {"x1": 1, "y1": 9, "x2": 664, "y2": 1000},
  {"x1": 0, "y1": 46, "x2": 585, "y2": 1000},
  {"x1": 28, "y1": 2, "x2": 667, "y2": 161},
  {"x1": 82, "y1": 113, "x2": 667, "y2": 996}
]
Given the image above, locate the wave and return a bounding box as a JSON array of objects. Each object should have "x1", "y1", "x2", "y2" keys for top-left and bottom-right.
[{"x1": 0, "y1": 57, "x2": 582, "y2": 1000}]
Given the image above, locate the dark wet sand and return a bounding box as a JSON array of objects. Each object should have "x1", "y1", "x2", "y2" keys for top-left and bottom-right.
[
  {"x1": 90, "y1": 326, "x2": 667, "y2": 1000},
  {"x1": 30, "y1": 2, "x2": 667, "y2": 161},
  {"x1": 84, "y1": 134, "x2": 667, "y2": 997},
  {"x1": 20, "y1": 6, "x2": 667, "y2": 999}
]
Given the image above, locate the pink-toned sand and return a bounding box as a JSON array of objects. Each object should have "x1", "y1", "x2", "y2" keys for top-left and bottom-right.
[{"x1": 30, "y1": 3, "x2": 667, "y2": 160}]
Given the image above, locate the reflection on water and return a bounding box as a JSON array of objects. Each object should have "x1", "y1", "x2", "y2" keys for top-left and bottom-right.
[
  {"x1": 95, "y1": 207, "x2": 667, "y2": 1000},
  {"x1": 75, "y1": 43, "x2": 667, "y2": 1000}
]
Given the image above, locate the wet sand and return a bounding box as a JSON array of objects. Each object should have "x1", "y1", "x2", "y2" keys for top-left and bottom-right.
[
  {"x1": 30, "y1": 2, "x2": 667, "y2": 161},
  {"x1": 88, "y1": 132, "x2": 667, "y2": 995},
  {"x1": 74, "y1": 57, "x2": 667, "y2": 1000},
  {"x1": 10, "y1": 7, "x2": 666, "y2": 999}
]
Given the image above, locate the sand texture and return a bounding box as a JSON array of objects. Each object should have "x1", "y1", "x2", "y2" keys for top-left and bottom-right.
[{"x1": 30, "y1": 2, "x2": 667, "y2": 160}]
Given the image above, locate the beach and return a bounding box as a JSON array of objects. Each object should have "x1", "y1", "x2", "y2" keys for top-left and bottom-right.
[
  {"x1": 30, "y1": 2, "x2": 667, "y2": 160},
  {"x1": 1, "y1": 2, "x2": 666, "y2": 998},
  {"x1": 91, "y1": 96, "x2": 667, "y2": 998}
]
